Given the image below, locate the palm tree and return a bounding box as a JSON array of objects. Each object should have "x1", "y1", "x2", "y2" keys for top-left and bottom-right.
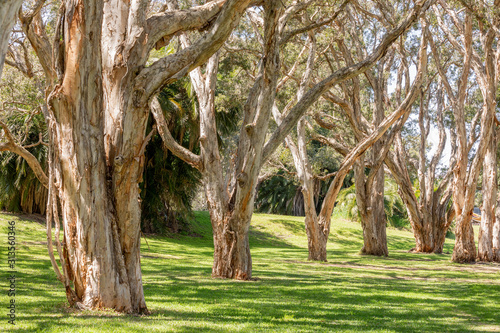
[
  {"x1": 0, "y1": 111, "x2": 48, "y2": 214},
  {"x1": 336, "y1": 177, "x2": 408, "y2": 228},
  {"x1": 140, "y1": 77, "x2": 241, "y2": 234}
]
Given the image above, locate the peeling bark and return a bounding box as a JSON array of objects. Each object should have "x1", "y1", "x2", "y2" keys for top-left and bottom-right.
[
  {"x1": 432, "y1": 4, "x2": 500, "y2": 263},
  {"x1": 493, "y1": 192, "x2": 500, "y2": 261},
  {"x1": 11, "y1": 0, "x2": 255, "y2": 312},
  {"x1": 478, "y1": 130, "x2": 497, "y2": 261},
  {"x1": 0, "y1": 0, "x2": 23, "y2": 78}
]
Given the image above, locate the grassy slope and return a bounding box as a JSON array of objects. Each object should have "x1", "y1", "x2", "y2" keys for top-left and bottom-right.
[{"x1": 0, "y1": 211, "x2": 499, "y2": 333}]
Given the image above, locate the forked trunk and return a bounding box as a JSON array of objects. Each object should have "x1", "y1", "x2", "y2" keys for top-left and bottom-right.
[
  {"x1": 412, "y1": 217, "x2": 448, "y2": 254},
  {"x1": 411, "y1": 193, "x2": 452, "y2": 254}
]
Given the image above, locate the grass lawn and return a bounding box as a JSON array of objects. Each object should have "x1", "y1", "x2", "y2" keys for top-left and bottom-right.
[{"x1": 0, "y1": 210, "x2": 499, "y2": 332}]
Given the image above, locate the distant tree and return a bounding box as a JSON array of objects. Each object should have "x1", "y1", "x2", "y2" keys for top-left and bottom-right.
[
  {"x1": 309, "y1": 8, "x2": 429, "y2": 258},
  {"x1": 0, "y1": 112, "x2": 47, "y2": 214}
]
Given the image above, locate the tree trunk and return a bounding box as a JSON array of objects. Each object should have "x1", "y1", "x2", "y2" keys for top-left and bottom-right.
[
  {"x1": 358, "y1": 163, "x2": 388, "y2": 256},
  {"x1": 478, "y1": 132, "x2": 497, "y2": 261},
  {"x1": 452, "y1": 213, "x2": 477, "y2": 262},
  {"x1": 412, "y1": 214, "x2": 449, "y2": 254},
  {"x1": 493, "y1": 194, "x2": 500, "y2": 261},
  {"x1": 0, "y1": 0, "x2": 23, "y2": 78},
  {"x1": 302, "y1": 176, "x2": 327, "y2": 261},
  {"x1": 44, "y1": 0, "x2": 147, "y2": 313},
  {"x1": 211, "y1": 213, "x2": 252, "y2": 279}
]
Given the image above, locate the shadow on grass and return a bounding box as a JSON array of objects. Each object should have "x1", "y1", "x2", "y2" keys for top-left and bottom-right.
[
  {"x1": 3, "y1": 212, "x2": 500, "y2": 333},
  {"x1": 20, "y1": 267, "x2": 500, "y2": 333}
]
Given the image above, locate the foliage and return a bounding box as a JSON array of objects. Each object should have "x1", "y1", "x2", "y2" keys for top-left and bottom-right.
[
  {"x1": 0, "y1": 63, "x2": 47, "y2": 214},
  {"x1": 140, "y1": 80, "x2": 202, "y2": 234},
  {"x1": 336, "y1": 177, "x2": 409, "y2": 228},
  {"x1": 140, "y1": 74, "x2": 242, "y2": 234},
  {"x1": 0, "y1": 120, "x2": 47, "y2": 214},
  {"x1": 255, "y1": 171, "x2": 299, "y2": 215}
]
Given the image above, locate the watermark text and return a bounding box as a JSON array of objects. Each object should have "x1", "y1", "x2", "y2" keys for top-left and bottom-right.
[{"x1": 7, "y1": 220, "x2": 16, "y2": 325}]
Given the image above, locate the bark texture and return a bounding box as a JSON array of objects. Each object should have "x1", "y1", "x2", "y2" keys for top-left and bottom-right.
[
  {"x1": 0, "y1": 0, "x2": 23, "y2": 78},
  {"x1": 432, "y1": 3, "x2": 500, "y2": 262},
  {"x1": 13, "y1": 0, "x2": 253, "y2": 312},
  {"x1": 478, "y1": 131, "x2": 497, "y2": 261},
  {"x1": 41, "y1": 0, "x2": 146, "y2": 312},
  {"x1": 494, "y1": 193, "x2": 500, "y2": 261}
]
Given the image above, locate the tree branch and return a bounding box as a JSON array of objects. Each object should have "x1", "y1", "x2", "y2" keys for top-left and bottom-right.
[
  {"x1": 149, "y1": 98, "x2": 202, "y2": 170},
  {"x1": 0, "y1": 119, "x2": 48, "y2": 188},
  {"x1": 145, "y1": 0, "x2": 226, "y2": 52},
  {"x1": 261, "y1": 0, "x2": 434, "y2": 164},
  {"x1": 279, "y1": 0, "x2": 349, "y2": 46},
  {"x1": 136, "y1": 0, "x2": 253, "y2": 104}
]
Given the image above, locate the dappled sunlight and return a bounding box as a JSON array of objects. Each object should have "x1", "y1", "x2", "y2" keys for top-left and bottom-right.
[{"x1": 0, "y1": 212, "x2": 499, "y2": 332}]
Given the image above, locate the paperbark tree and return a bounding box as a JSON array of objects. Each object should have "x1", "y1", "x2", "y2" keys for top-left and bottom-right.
[
  {"x1": 377, "y1": 19, "x2": 458, "y2": 254},
  {"x1": 153, "y1": 0, "x2": 283, "y2": 279},
  {"x1": 433, "y1": 0, "x2": 500, "y2": 262},
  {"x1": 480, "y1": 130, "x2": 497, "y2": 261},
  {"x1": 3, "y1": 0, "x2": 254, "y2": 313},
  {"x1": 154, "y1": 0, "x2": 434, "y2": 268},
  {"x1": 385, "y1": 81, "x2": 456, "y2": 253},
  {"x1": 271, "y1": 32, "x2": 322, "y2": 260},
  {"x1": 468, "y1": 2, "x2": 500, "y2": 263},
  {"x1": 311, "y1": 12, "x2": 429, "y2": 257}
]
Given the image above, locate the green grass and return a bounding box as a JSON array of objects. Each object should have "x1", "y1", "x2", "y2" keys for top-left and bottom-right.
[{"x1": 0, "y1": 210, "x2": 499, "y2": 332}]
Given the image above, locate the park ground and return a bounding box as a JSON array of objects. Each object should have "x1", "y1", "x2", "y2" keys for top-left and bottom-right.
[{"x1": 0, "y1": 210, "x2": 499, "y2": 332}]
